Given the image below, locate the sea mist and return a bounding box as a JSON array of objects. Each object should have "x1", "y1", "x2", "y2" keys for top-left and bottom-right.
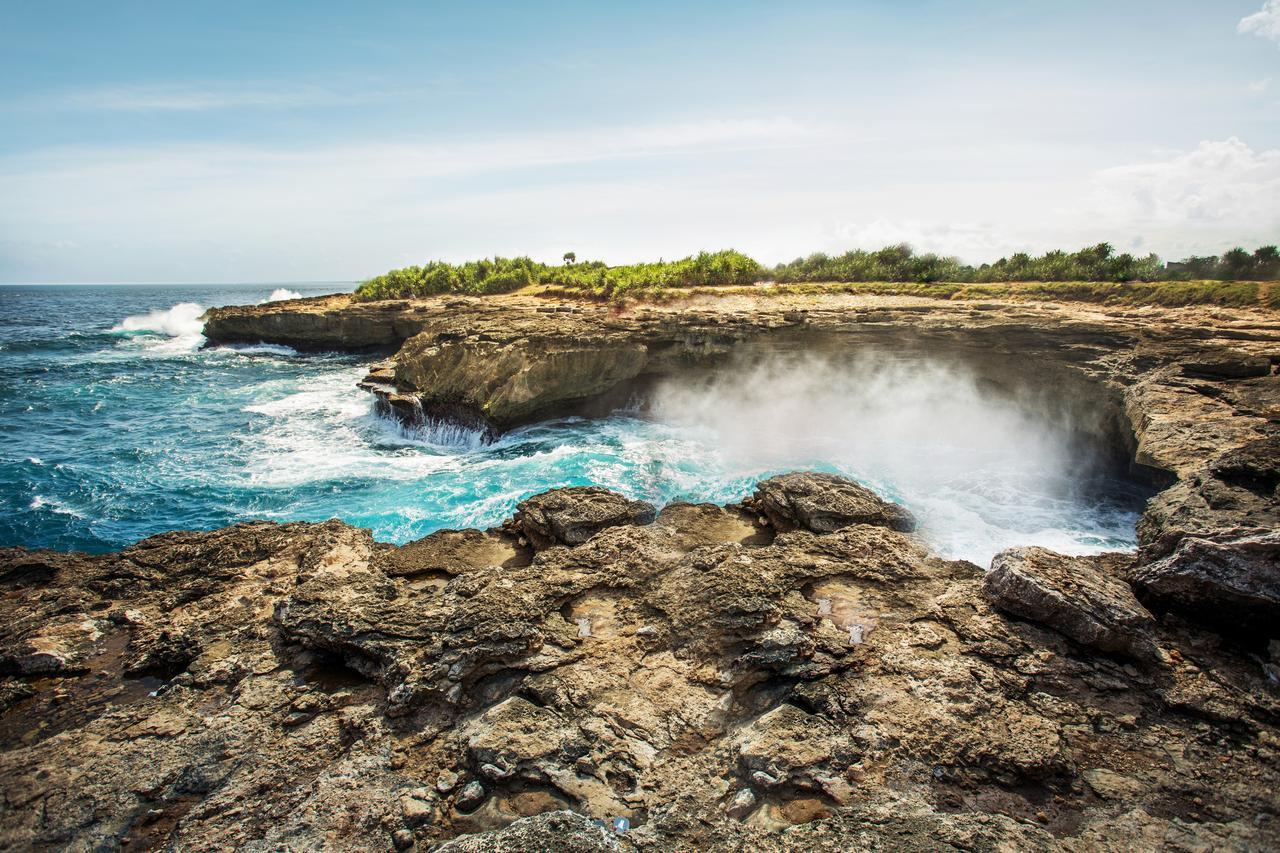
[{"x1": 650, "y1": 351, "x2": 1141, "y2": 565}]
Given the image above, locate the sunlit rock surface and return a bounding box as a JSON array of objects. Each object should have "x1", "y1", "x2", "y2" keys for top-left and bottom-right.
[{"x1": 2, "y1": 473, "x2": 1278, "y2": 850}]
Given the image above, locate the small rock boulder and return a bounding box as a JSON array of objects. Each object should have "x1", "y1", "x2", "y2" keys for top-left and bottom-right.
[
  {"x1": 746, "y1": 472, "x2": 915, "y2": 534},
  {"x1": 506, "y1": 487, "x2": 656, "y2": 550},
  {"x1": 1129, "y1": 532, "x2": 1280, "y2": 637},
  {"x1": 985, "y1": 547, "x2": 1158, "y2": 661}
]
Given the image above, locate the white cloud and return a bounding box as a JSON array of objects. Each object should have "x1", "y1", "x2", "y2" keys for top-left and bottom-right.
[
  {"x1": 0, "y1": 118, "x2": 808, "y2": 191},
  {"x1": 1248, "y1": 77, "x2": 1272, "y2": 93},
  {"x1": 1091, "y1": 137, "x2": 1280, "y2": 225},
  {"x1": 1239, "y1": 0, "x2": 1280, "y2": 43}
]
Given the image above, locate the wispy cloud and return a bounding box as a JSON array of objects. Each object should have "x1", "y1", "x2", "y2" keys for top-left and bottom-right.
[
  {"x1": 1239, "y1": 0, "x2": 1280, "y2": 44},
  {"x1": 2, "y1": 123, "x2": 1275, "y2": 282},
  {"x1": 0, "y1": 117, "x2": 815, "y2": 279},
  {"x1": 27, "y1": 78, "x2": 452, "y2": 113},
  {"x1": 0, "y1": 118, "x2": 811, "y2": 186}
]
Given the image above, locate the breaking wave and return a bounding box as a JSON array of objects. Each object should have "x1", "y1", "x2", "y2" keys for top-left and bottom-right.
[{"x1": 111, "y1": 302, "x2": 205, "y2": 338}]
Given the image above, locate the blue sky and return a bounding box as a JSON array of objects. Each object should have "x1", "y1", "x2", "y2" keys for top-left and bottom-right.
[{"x1": 2, "y1": 1, "x2": 1278, "y2": 283}]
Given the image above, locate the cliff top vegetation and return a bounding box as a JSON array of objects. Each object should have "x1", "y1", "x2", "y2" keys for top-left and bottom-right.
[{"x1": 353, "y1": 243, "x2": 1280, "y2": 306}]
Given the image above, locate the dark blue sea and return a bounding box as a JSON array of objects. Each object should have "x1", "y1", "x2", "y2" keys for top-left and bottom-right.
[{"x1": 0, "y1": 283, "x2": 1146, "y2": 563}]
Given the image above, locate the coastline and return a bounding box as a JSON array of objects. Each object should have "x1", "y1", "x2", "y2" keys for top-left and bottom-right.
[{"x1": 3, "y1": 290, "x2": 1277, "y2": 849}]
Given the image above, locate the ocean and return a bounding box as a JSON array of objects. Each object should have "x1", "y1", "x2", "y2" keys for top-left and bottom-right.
[{"x1": 0, "y1": 283, "x2": 1147, "y2": 564}]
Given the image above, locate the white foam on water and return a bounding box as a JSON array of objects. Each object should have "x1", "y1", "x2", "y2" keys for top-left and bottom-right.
[
  {"x1": 379, "y1": 417, "x2": 489, "y2": 451},
  {"x1": 110, "y1": 302, "x2": 207, "y2": 352},
  {"x1": 239, "y1": 370, "x2": 468, "y2": 488},
  {"x1": 30, "y1": 495, "x2": 86, "y2": 518},
  {"x1": 224, "y1": 343, "x2": 300, "y2": 357},
  {"x1": 259, "y1": 288, "x2": 304, "y2": 303}
]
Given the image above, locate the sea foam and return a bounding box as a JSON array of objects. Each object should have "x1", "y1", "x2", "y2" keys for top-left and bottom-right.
[
  {"x1": 260, "y1": 288, "x2": 303, "y2": 303},
  {"x1": 111, "y1": 302, "x2": 206, "y2": 338},
  {"x1": 110, "y1": 302, "x2": 207, "y2": 352}
]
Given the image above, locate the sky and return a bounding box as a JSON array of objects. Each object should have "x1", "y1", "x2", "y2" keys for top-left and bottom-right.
[{"x1": 1, "y1": 0, "x2": 1278, "y2": 283}]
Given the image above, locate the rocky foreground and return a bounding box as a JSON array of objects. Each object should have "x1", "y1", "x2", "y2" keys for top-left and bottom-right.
[
  {"x1": 1, "y1": 473, "x2": 1277, "y2": 850},
  {"x1": 2, "y1": 290, "x2": 1278, "y2": 849}
]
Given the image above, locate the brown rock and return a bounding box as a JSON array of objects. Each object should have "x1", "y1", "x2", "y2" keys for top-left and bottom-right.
[
  {"x1": 985, "y1": 547, "x2": 1159, "y2": 660},
  {"x1": 1130, "y1": 532, "x2": 1280, "y2": 637},
  {"x1": 506, "y1": 487, "x2": 656, "y2": 550},
  {"x1": 746, "y1": 472, "x2": 916, "y2": 534}
]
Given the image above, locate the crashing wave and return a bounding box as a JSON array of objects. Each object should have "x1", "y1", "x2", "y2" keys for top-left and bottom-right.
[
  {"x1": 111, "y1": 302, "x2": 205, "y2": 338},
  {"x1": 110, "y1": 302, "x2": 206, "y2": 352},
  {"x1": 260, "y1": 288, "x2": 303, "y2": 304}
]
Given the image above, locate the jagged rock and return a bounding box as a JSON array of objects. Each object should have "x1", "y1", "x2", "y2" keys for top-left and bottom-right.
[
  {"x1": 746, "y1": 472, "x2": 916, "y2": 533},
  {"x1": 436, "y1": 769, "x2": 460, "y2": 793},
  {"x1": 1, "y1": 481, "x2": 1279, "y2": 850},
  {"x1": 985, "y1": 547, "x2": 1159, "y2": 660},
  {"x1": 130, "y1": 288, "x2": 1280, "y2": 848},
  {"x1": 506, "y1": 487, "x2": 656, "y2": 550},
  {"x1": 726, "y1": 788, "x2": 757, "y2": 819},
  {"x1": 734, "y1": 703, "x2": 855, "y2": 792},
  {"x1": 1129, "y1": 532, "x2": 1280, "y2": 636},
  {"x1": 1138, "y1": 471, "x2": 1280, "y2": 557},
  {"x1": 399, "y1": 788, "x2": 436, "y2": 827}
]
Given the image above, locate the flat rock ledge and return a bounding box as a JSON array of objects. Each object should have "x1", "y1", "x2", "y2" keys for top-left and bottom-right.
[{"x1": 2, "y1": 472, "x2": 1278, "y2": 851}]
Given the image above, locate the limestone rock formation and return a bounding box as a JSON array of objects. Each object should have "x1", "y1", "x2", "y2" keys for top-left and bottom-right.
[
  {"x1": 1130, "y1": 532, "x2": 1280, "y2": 637},
  {"x1": 745, "y1": 472, "x2": 916, "y2": 533},
  {"x1": 985, "y1": 547, "x2": 1159, "y2": 660},
  {"x1": 2, "y1": 477, "x2": 1278, "y2": 850},
  {"x1": 506, "y1": 487, "x2": 657, "y2": 550}
]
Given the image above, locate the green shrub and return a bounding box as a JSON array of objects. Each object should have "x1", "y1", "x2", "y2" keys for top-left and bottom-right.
[{"x1": 353, "y1": 244, "x2": 1279, "y2": 303}]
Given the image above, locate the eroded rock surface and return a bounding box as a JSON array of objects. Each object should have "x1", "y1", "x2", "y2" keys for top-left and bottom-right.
[
  {"x1": 985, "y1": 547, "x2": 1159, "y2": 661},
  {"x1": 2, "y1": 477, "x2": 1278, "y2": 851},
  {"x1": 506, "y1": 487, "x2": 657, "y2": 550},
  {"x1": 1129, "y1": 532, "x2": 1280, "y2": 637},
  {"x1": 746, "y1": 472, "x2": 916, "y2": 534}
]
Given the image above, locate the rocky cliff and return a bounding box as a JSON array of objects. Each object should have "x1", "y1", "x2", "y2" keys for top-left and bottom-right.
[
  {"x1": 206, "y1": 290, "x2": 1280, "y2": 589},
  {"x1": 1, "y1": 291, "x2": 1274, "y2": 849}
]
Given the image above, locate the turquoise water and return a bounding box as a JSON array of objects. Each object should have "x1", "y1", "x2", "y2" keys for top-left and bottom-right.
[{"x1": 0, "y1": 284, "x2": 1147, "y2": 564}]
